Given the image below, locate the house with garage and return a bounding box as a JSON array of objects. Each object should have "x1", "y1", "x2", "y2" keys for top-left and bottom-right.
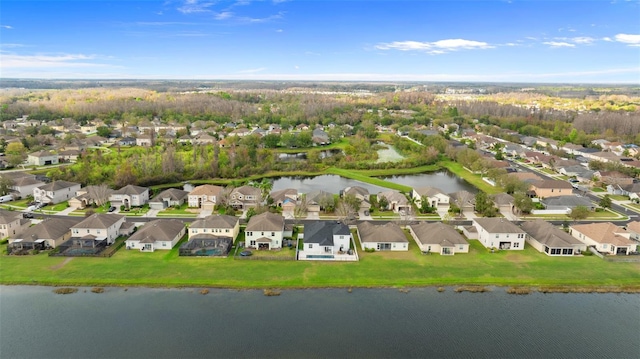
[
  {"x1": 408, "y1": 222, "x2": 469, "y2": 255},
  {"x1": 2, "y1": 172, "x2": 45, "y2": 199},
  {"x1": 342, "y1": 186, "x2": 371, "y2": 212},
  {"x1": 412, "y1": 187, "x2": 450, "y2": 209},
  {"x1": 530, "y1": 180, "x2": 574, "y2": 198},
  {"x1": 189, "y1": 214, "x2": 239, "y2": 240},
  {"x1": 109, "y1": 184, "x2": 150, "y2": 209},
  {"x1": 187, "y1": 184, "x2": 223, "y2": 210},
  {"x1": 492, "y1": 193, "x2": 515, "y2": 215},
  {"x1": 521, "y1": 220, "x2": 586, "y2": 256},
  {"x1": 570, "y1": 222, "x2": 637, "y2": 255},
  {"x1": 626, "y1": 221, "x2": 640, "y2": 242},
  {"x1": 229, "y1": 186, "x2": 262, "y2": 210},
  {"x1": 473, "y1": 218, "x2": 526, "y2": 250},
  {"x1": 149, "y1": 188, "x2": 189, "y2": 210},
  {"x1": 27, "y1": 150, "x2": 59, "y2": 166},
  {"x1": 306, "y1": 190, "x2": 335, "y2": 213},
  {"x1": 448, "y1": 190, "x2": 476, "y2": 212},
  {"x1": 356, "y1": 221, "x2": 408, "y2": 251},
  {"x1": 70, "y1": 213, "x2": 126, "y2": 245},
  {"x1": 0, "y1": 209, "x2": 29, "y2": 239},
  {"x1": 270, "y1": 188, "x2": 299, "y2": 207},
  {"x1": 68, "y1": 185, "x2": 114, "y2": 209},
  {"x1": 125, "y1": 219, "x2": 185, "y2": 252},
  {"x1": 377, "y1": 190, "x2": 411, "y2": 214},
  {"x1": 8, "y1": 217, "x2": 83, "y2": 253},
  {"x1": 540, "y1": 195, "x2": 596, "y2": 212},
  {"x1": 245, "y1": 212, "x2": 287, "y2": 250},
  {"x1": 299, "y1": 221, "x2": 355, "y2": 260},
  {"x1": 33, "y1": 180, "x2": 81, "y2": 204}
]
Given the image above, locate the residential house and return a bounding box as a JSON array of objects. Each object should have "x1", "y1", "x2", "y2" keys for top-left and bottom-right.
[
  {"x1": 2, "y1": 172, "x2": 46, "y2": 199},
  {"x1": 300, "y1": 221, "x2": 352, "y2": 256},
  {"x1": 125, "y1": 219, "x2": 185, "y2": 252},
  {"x1": 408, "y1": 222, "x2": 469, "y2": 255},
  {"x1": 473, "y1": 218, "x2": 527, "y2": 250},
  {"x1": 507, "y1": 172, "x2": 543, "y2": 184},
  {"x1": 70, "y1": 213, "x2": 126, "y2": 245},
  {"x1": 68, "y1": 185, "x2": 114, "y2": 209},
  {"x1": 136, "y1": 134, "x2": 154, "y2": 147},
  {"x1": 58, "y1": 149, "x2": 81, "y2": 163},
  {"x1": 118, "y1": 137, "x2": 136, "y2": 146},
  {"x1": 590, "y1": 151, "x2": 621, "y2": 164},
  {"x1": 492, "y1": 193, "x2": 515, "y2": 214},
  {"x1": 229, "y1": 186, "x2": 262, "y2": 210},
  {"x1": 558, "y1": 165, "x2": 596, "y2": 183},
  {"x1": 529, "y1": 180, "x2": 574, "y2": 198},
  {"x1": 149, "y1": 188, "x2": 189, "y2": 210},
  {"x1": 356, "y1": 221, "x2": 408, "y2": 251},
  {"x1": 109, "y1": 184, "x2": 150, "y2": 209},
  {"x1": 8, "y1": 217, "x2": 83, "y2": 252},
  {"x1": 541, "y1": 196, "x2": 595, "y2": 212},
  {"x1": 245, "y1": 212, "x2": 286, "y2": 250},
  {"x1": 270, "y1": 188, "x2": 299, "y2": 207},
  {"x1": 307, "y1": 190, "x2": 334, "y2": 213},
  {"x1": 0, "y1": 209, "x2": 29, "y2": 239},
  {"x1": 188, "y1": 184, "x2": 223, "y2": 210},
  {"x1": 312, "y1": 128, "x2": 330, "y2": 145},
  {"x1": 189, "y1": 214, "x2": 240, "y2": 240},
  {"x1": 27, "y1": 150, "x2": 59, "y2": 166},
  {"x1": 33, "y1": 181, "x2": 81, "y2": 204},
  {"x1": 342, "y1": 186, "x2": 371, "y2": 211},
  {"x1": 570, "y1": 222, "x2": 637, "y2": 255},
  {"x1": 598, "y1": 171, "x2": 634, "y2": 187},
  {"x1": 626, "y1": 221, "x2": 640, "y2": 242},
  {"x1": 521, "y1": 220, "x2": 586, "y2": 256},
  {"x1": 194, "y1": 133, "x2": 217, "y2": 145},
  {"x1": 412, "y1": 187, "x2": 450, "y2": 209},
  {"x1": 448, "y1": 190, "x2": 475, "y2": 212},
  {"x1": 80, "y1": 123, "x2": 97, "y2": 134},
  {"x1": 377, "y1": 190, "x2": 411, "y2": 213}
]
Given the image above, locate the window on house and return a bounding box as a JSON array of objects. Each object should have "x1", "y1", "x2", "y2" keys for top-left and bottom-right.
[
  {"x1": 513, "y1": 242, "x2": 520, "y2": 248},
  {"x1": 250, "y1": 240, "x2": 256, "y2": 246},
  {"x1": 495, "y1": 234, "x2": 499, "y2": 238},
  {"x1": 309, "y1": 244, "x2": 313, "y2": 248},
  {"x1": 271, "y1": 232, "x2": 275, "y2": 237}
]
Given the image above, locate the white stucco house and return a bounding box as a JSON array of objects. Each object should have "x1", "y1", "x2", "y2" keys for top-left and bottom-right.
[
  {"x1": 125, "y1": 219, "x2": 185, "y2": 252},
  {"x1": 189, "y1": 214, "x2": 240, "y2": 240},
  {"x1": 109, "y1": 185, "x2": 150, "y2": 209},
  {"x1": 473, "y1": 218, "x2": 526, "y2": 250},
  {"x1": 300, "y1": 221, "x2": 352, "y2": 257},
  {"x1": 521, "y1": 220, "x2": 586, "y2": 256},
  {"x1": 245, "y1": 212, "x2": 287, "y2": 250},
  {"x1": 408, "y1": 222, "x2": 469, "y2": 255},
  {"x1": 412, "y1": 187, "x2": 450, "y2": 208},
  {"x1": 70, "y1": 213, "x2": 126, "y2": 245},
  {"x1": 27, "y1": 150, "x2": 59, "y2": 166},
  {"x1": 33, "y1": 181, "x2": 81, "y2": 204},
  {"x1": 187, "y1": 185, "x2": 223, "y2": 210}
]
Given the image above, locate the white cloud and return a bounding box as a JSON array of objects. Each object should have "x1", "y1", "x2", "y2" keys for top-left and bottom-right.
[
  {"x1": 0, "y1": 43, "x2": 27, "y2": 48},
  {"x1": 1, "y1": 25, "x2": 13, "y2": 29},
  {"x1": 275, "y1": 29, "x2": 283, "y2": 33},
  {"x1": 602, "y1": 37, "x2": 613, "y2": 42},
  {"x1": 614, "y1": 33, "x2": 640, "y2": 46},
  {"x1": 0, "y1": 53, "x2": 113, "y2": 69},
  {"x1": 375, "y1": 38, "x2": 492, "y2": 54},
  {"x1": 543, "y1": 41, "x2": 575, "y2": 48},
  {"x1": 177, "y1": 0, "x2": 216, "y2": 14},
  {"x1": 214, "y1": 11, "x2": 234, "y2": 20},
  {"x1": 571, "y1": 37, "x2": 595, "y2": 44},
  {"x1": 236, "y1": 67, "x2": 266, "y2": 74}
]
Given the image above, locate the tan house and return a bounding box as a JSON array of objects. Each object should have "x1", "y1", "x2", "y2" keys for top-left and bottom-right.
[
  {"x1": 149, "y1": 188, "x2": 189, "y2": 210},
  {"x1": 377, "y1": 190, "x2": 411, "y2": 214},
  {"x1": 70, "y1": 213, "x2": 126, "y2": 245},
  {"x1": 521, "y1": 220, "x2": 586, "y2": 256},
  {"x1": 9, "y1": 217, "x2": 83, "y2": 250},
  {"x1": 189, "y1": 214, "x2": 240, "y2": 240},
  {"x1": 570, "y1": 222, "x2": 637, "y2": 255},
  {"x1": 408, "y1": 222, "x2": 469, "y2": 255},
  {"x1": 230, "y1": 186, "x2": 262, "y2": 210},
  {"x1": 0, "y1": 209, "x2": 29, "y2": 239},
  {"x1": 356, "y1": 221, "x2": 408, "y2": 251},
  {"x1": 530, "y1": 180, "x2": 573, "y2": 198},
  {"x1": 188, "y1": 185, "x2": 223, "y2": 210}
]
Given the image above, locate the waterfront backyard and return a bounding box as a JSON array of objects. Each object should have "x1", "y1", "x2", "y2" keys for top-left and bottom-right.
[{"x1": 2, "y1": 238, "x2": 639, "y2": 289}]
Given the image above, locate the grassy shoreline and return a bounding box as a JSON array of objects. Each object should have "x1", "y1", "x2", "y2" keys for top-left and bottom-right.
[{"x1": 2, "y1": 240, "x2": 639, "y2": 290}]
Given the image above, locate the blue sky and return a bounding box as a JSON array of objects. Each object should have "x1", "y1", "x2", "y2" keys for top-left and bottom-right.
[{"x1": 1, "y1": 0, "x2": 639, "y2": 83}]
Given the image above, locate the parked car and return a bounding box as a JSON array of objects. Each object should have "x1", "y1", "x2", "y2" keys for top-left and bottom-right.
[
  {"x1": 108, "y1": 206, "x2": 116, "y2": 212},
  {"x1": 240, "y1": 250, "x2": 253, "y2": 257},
  {"x1": 23, "y1": 213, "x2": 34, "y2": 219}
]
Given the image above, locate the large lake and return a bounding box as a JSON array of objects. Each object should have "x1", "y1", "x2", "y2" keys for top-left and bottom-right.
[
  {"x1": 1, "y1": 286, "x2": 638, "y2": 359},
  {"x1": 271, "y1": 172, "x2": 476, "y2": 195}
]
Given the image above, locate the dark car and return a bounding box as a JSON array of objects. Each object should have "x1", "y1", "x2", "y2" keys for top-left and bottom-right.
[
  {"x1": 108, "y1": 206, "x2": 116, "y2": 212},
  {"x1": 240, "y1": 250, "x2": 253, "y2": 257},
  {"x1": 23, "y1": 213, "x2": 34, "y2": 219}
]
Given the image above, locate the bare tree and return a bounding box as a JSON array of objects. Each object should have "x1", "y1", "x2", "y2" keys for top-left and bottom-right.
[{"x1": 87, "y1": 184, "x2": 113, "y2": 207}]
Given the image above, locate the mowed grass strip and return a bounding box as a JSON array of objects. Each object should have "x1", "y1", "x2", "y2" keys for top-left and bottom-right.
[{"x1": 2, "y1": 238, "x2": 640, "y2": 289}]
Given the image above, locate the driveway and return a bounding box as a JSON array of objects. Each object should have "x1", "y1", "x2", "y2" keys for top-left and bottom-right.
[
  {"x1": 359, "y1": 210, "x2": 372, "y2": 220},
  {"x1": 57, "y1": 205, "x2": 78, "y2": 215},
  {"x1": 306, "y1": 212, "x2": 320, "y2": 220},
  {"x1": 462, "y1": 210, "x2": 477, "y2": 220},
  {"x1": 500, "y1": 209, "x2": 518, "y2": 221},
  {"x1": 144, "y1": 209, "x2": 160, "y2": 218},
  {"x1": 198, "y1": 210, "x2": 213, "y2": 218}
]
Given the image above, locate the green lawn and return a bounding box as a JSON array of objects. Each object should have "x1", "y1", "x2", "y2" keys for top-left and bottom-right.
[
  {"x1": 158, "y1": 203, "x2": 199, "y2": 216},
  {"x1": 0, "y1": 198, "x2": 31, "y2": 210},
  {"x1": 326, "y1": 168, "x2": 413, "y2": 192},
  {"x1": 2, "y1": 238, "x2": 639, "y2": 289},
  {"x1": 592, "y1": 187, "x2": 606, "y2": 193},
  {"x1": 609, "y1": 195, "x2": 629, "y2": 201},
  {"x1": 438, "y1": 160, "x2": 503, "y2": 195}
]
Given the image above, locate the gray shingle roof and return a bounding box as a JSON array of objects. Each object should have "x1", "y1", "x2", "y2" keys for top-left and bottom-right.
[
  {"x1": 245, "y1": 212, "x2": 284, "y2": 232},
  {"x1": 127, "y1": 219, "x2": 185, "y2": 244},
  {"x1": 474, "y1": 218, "x2": 525, "y2": 234},
  {"x1": 409, "y1": 222, "x2": 468, "y2": 247},
  {"x1": 113, "y1": 184, "x2": 148, "y2": 195},
  {"x1": 190, "y1": 215, "x2": 239, "y2": 229},
  {"x1": 37, "y1": 180, "x2": 80, "y2": 191},
  {"x1": 303, "y1": 221, "x2": 350, "y2": 246},
  {"x1": 151, "y1": 188, "x2": 189, "y2": 202},
  {"x1": 72, "y1": 213, "x2": 124, "y2": 229},
  {"x1": 12, "y1": 217, "x2": 83, "y2": 242},
  {"x1": 521, "y1": 220, "x2": 583, "y2": 248},
  {"x1": 357, "y1": 221, "x2": 407, "y2": 243}
]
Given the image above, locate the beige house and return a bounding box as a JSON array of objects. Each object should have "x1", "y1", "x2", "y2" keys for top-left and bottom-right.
[
  {"x1": 230, "y1": 186, "x2": 262, "y2": 210},
  {"x1": 570, "y1": 222, "x2": 637, "y2": 255},
  {"x1": 149, "y1": 188, "x2": 189, "y2": 210},
  {"x1": 189, "y1": 214, "x2": 240, "y2": 240},
  {"x1": 125, "y1": 219, "x2": 185, "y2": 252},
  {"x1": 408, "y1": 222, "x2": 469, "y2": 255},
  {"x1": 9, "y1": 217, "x2": 83, "y2": 249},
  {"x1": 27, "y1": 150, "x2": 59, "y2": 166},
  {"x1": 70, "y1": 213, "x2": 126, "y2": 245},
  {"x1": 270, "y1": 188, "x2": 299, "y2": 207},
  {"x1": 412, "y1": 187, "x2": 450, "y2": 208},
  {"x1": 521, "y1": 220, "x2": 586, "y2": 256},
  {"x1": 0, "y1": 209, "x2": 29, "y2": 239},
  {"x1": 188, "y1": 185, "x2": 223, "y2": 210},
  {"x1": 530, "y1": 180, "x2": 574, "y2": 198},
  {"x1": 245, "y1": 212, "x2": 285, "y2": 250},
  {"x1": 627, "y1": 221, "x2": 640, "y2": 242},
  {"x1": 356, "y1": 221, "x2": 408, "y2": 251},
  {"x1": 473, "y1": 218, "x2": 526, "y2": 250},
  {"x1": 377, "y1": 190, "x2": 411, "y2": 213}
]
